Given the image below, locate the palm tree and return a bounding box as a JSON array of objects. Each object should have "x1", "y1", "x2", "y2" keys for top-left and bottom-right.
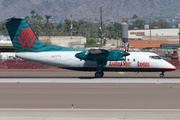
[
  {"x1": 36, "y1": 13, "x2": 40, "y2": 22},
  {"x1": 35, "y1": 25, "x2": 41, "y2": 39},
  {"x1": 36, "y1": 13, "x2": 43, "y2": 23},
  {"x1": 45, "y1": 15, "x2": 52, "y2": 36},
  {"x1": 25, "y1": 16, "x2": 30, "y2": 23},
  {"x1": 114, "y1": 22, "x2": 121, "y2": 38},
  {"x1": 64, "y1": 19, "x2": 71, "y2": 35},
  {"x1": 47, "y1": 23, "x2": 54, "y2": 37},
  {"x1": 133, "y1": 14, "x2": 138, "y2": 20},
  {"x1": 107, "y1": 26, "x2": 113, "y2": 40},
  {"x1": 45, "y1": 15, "x2": 52, "y2": 23},
  {"x1": 30, "y1": 10, "x2": 36, "y2": 24}
]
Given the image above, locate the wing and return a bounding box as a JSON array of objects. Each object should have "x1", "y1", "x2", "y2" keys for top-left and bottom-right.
[
  {"x1": 75, "y1": 48, "x2": 129, "y2": 61},
  {"x1": 85, "y1": 48, "x2": 110, "y2": 55}
]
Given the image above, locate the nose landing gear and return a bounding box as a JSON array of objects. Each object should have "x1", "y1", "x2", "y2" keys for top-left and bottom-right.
[{"x1": 160, "y1": 72, "x2": 165, "y2": 77}]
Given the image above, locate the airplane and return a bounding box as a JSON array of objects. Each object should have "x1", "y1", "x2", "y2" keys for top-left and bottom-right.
[{"x1": 5, "y1": 17, "x2": 176, "y2": 78}]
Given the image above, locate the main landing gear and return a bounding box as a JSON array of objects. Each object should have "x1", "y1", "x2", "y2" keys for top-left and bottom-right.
[
  {"x1": 159, "y1": 72, "x2": 165, "y2": 78},
  {"x1": 95, "y1": 61, "x2": 106, "y2": 78},
  {"x1": 95, "y1": 71, "x2": 104, "y2": 78}
]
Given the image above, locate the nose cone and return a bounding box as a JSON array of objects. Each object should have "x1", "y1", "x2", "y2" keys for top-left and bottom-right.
[
  {"x1": 170, "y1": 64, "x2": 176, "y2": 70},
  {"x1": 166, "y1": 61, "x2": 176, "y2": 71}
]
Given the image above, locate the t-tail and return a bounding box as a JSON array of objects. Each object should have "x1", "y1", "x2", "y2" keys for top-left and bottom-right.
[{"x1": 5, "y1": 17, "x2": 79, "y2": 52}]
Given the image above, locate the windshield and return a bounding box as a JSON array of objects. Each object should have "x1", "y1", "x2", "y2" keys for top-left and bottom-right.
[{"x1": 149, "y1": 56, "x2": 162, "y2": 60}]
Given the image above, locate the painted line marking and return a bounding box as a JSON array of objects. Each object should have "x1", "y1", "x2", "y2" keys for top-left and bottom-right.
[{"x1": 118, "y1": 72, "x2": 125, "y2": 74}]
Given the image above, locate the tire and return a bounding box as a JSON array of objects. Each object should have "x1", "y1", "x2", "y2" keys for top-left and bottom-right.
[
  {"x1": 100, "y1": 72, "x2": 104, "y2": 77},
  {"x1": 160, "y1": 74, "x2": 164, "y2": 78},
  {"x1": 95, "y1": 72, "x2": 101, "y2": 78}
]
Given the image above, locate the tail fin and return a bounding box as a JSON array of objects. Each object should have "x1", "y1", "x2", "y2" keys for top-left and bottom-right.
[
  {"x1": 6, "y1": 17, "x2": 80, "y2": 52},
  {"x1": 6, "y1": 17, "x2": 44, "y2": 52}
]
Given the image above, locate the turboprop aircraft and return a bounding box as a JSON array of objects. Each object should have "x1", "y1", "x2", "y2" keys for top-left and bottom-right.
[{"x1": 5, "y1": 17, "x2": 176, "y2": 77}]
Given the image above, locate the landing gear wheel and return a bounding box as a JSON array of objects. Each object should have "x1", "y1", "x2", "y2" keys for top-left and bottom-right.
[
  {"x1": 95, "y1": 72, "x2": 101, "y2": 78},
  {"x1": 160, "y1": 73, "x2": 164, "y2": 78},
  {"x1": 100, "y1": 71, "x2": 104, "y2": 77},
  {"x1": 95, "y1": 72, "x2": 104, "y2": 78}
]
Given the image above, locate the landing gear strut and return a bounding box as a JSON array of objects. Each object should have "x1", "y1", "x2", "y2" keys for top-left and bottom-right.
[
  {"x1": 160, "y1": 72, "x2": 165, "y2": 78},
  {"x1": 95, "y1": 61, "x2": 106, "y2": 78}
]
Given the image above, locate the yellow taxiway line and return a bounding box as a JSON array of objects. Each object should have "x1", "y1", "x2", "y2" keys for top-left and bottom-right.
[{"x1": 118, "y1": 72, "x2": 125, "y2": 74}]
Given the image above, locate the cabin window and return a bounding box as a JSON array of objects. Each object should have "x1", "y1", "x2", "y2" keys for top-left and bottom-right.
[
  {"x1": 133, "y1": 59, "x2": 135, "y2": 62},
  {"x1": 149, "y1": 56, "x2": 162, "y2": 60},
  {"x1": 127, "y1": 59, "x2": 129, "y2": 61}
]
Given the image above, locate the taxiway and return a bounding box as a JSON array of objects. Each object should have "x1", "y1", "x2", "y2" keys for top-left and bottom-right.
[{"x1": 0, "y1": 69, "x2": 180, "y2": 119}]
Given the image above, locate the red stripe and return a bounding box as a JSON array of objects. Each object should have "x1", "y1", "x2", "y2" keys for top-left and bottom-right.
[{"x1": 59, "y1": 67, "x2": 176, "y2": 70}]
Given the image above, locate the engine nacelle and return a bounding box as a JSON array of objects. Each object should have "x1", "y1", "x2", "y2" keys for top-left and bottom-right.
[{"x1": 75, "y1": 49, "x2": 129, "y2": 61}]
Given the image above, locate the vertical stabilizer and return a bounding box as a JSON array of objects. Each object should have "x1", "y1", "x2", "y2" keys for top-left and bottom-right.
[{"x1": 6, "y1": 17, "x2": 44, "y2": 52}]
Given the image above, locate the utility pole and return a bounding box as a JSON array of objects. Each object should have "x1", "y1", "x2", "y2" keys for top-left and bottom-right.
[
  {"x1": 149, "y1": 22, "x2": 151, "y2": 43},
  {"x1": 100, "y1": 7, "x2": 103, "y2": 45},
  {"x1": 179, "y1": 28, "x2": 180, "y2": 44},
  {"x1": 178, "y1": 24, "x2": 180, "y2": 44}
]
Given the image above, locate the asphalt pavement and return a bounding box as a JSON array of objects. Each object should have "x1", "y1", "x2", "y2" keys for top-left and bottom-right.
[{"x1": 0, "y1": 69, "x2": 180, "y2": 119}]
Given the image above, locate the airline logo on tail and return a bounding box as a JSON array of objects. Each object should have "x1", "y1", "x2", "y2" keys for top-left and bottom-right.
[{"x1": 18, "y1": 28, "x2": 36, "y2": 48}]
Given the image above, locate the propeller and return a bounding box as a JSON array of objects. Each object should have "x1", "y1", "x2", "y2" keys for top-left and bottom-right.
[{"x1": 124, "y1": 42, "x2": 130, "y2": 66}]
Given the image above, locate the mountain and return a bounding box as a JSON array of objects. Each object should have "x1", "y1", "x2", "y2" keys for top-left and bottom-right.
[{"x1": 0, "y1": 0, "x2": 180, "y2": 22}]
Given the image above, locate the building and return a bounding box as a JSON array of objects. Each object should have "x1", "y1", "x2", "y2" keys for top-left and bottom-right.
[{"x1": 129, "y1": 28, "x2": 180, "y2": 40}]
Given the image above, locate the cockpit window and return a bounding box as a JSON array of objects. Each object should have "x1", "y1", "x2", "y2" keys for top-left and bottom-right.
[{"x1": 149, "y1": 56, "x2": 162, "y2": 60}]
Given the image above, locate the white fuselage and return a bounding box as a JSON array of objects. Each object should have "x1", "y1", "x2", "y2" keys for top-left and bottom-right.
[{"x1": 15, "y1": 51, "x2": 176, "y2": 72}]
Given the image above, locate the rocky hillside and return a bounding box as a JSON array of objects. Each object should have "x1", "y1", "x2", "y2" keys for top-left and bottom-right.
[{"x1": 0, "y1": 0, "x2": 179, "y2": 22}]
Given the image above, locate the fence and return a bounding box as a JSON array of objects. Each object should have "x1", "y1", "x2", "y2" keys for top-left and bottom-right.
[{"x1": 0, "y1": 60, "x2": 58, "y2": 69}]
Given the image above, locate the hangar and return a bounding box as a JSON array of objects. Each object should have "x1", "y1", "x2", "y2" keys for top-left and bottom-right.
[{"x1": 128, "y1": 28, "x2": 180, "y2": 40}]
